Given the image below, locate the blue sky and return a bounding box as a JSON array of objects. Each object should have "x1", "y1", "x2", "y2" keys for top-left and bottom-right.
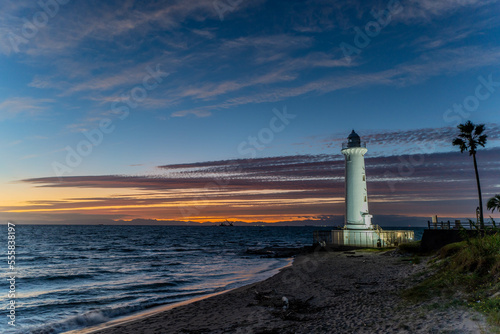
[{"x1": 1, "y1": 0, "x2": 499, "y2": 224}]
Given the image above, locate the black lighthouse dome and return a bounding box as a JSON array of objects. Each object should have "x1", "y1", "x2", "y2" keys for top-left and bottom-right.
[{"x1": 347, "y1": 130, "x2": 361, "y2": 148}]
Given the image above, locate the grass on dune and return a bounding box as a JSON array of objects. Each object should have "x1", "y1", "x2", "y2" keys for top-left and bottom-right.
[{"x1": 402, "y1": 232, "x2": 500, "y2": 328}]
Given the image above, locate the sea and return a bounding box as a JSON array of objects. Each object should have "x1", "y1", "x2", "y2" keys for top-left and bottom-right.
[{"x1": 0, "y1": 225, "x2": 424, "y2": 334}]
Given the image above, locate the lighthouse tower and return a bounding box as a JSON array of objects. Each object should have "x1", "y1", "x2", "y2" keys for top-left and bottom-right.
[
  {"x1": 312, "y1": 129, "x2": 415, "y2": 247},
  {"x1": 341, "y1": 130, "x2": 372, "y2": 230}
]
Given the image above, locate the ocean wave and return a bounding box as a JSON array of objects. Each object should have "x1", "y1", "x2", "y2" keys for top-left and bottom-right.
[
  {"x1": 172, "y1": 248, "x2": 205, "y2": 252},
  {"x1": 121, "y1": 280, "x2": 184, "y2": 292},
  {"x1": 22, "y1": 273, "x2": 94, "y2": 283},
  {"x1": 117, "y1": 248, "x2": 137, "y2": 252},
  {"x1": 21, "y1": 256, "x2": 50, "y2": 262},
  {"x1": 150, "y1": 261, "x2": 183, "y2": 268},
  {"x1": 27, "y1": 304, "x2": 147, "y2": 334},
  {"x1": 167, "y1": 261, "x2": 183, "y2": 266},
  {"x1": 25, "y1": 295, "x2": 206, "y2": 334}
]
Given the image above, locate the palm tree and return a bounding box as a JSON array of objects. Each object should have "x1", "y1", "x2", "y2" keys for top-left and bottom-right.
[
  {"x1": 452, "y1": 121, "x2": 487, "y2": 229},
  {"x1": 487, "y1": 195, "x2": 500, "y2": 213}
]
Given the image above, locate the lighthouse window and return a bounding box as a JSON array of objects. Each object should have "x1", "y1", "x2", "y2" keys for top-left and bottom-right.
[
  {"x1": 362, "y1": 175, "x2": 365, "y2": 181},
  {"x1": 364, "y1": 196, "x2": 367, "y2": 202}
]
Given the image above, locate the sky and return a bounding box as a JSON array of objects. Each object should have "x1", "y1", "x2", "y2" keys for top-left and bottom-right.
[{"x1": 0, "y1": 0, "x2": 499, "y2": 225}]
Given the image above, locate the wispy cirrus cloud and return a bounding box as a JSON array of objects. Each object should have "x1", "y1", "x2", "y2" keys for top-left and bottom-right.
[
  {"x1": 1, "y1": 0, "x2": 224, "y2": 56},
  {"x1": 12, "y1": 0, "x2": 500, "y2": 123},
  {"x1": 396, "y1": 0, "x2": 499, "y2": 23},
  {"x1": 171, "y1": 45, "x2": 500, "y2": 117},
  {"x1": 364, "y1": 125, "x2": 500, "y2": 146},
  {"x1": 0, "y1": 96, "x2": 54, "y2": 120},
  {"x1": 295, "y1": 124, "x2": 500, "y2": 156}
]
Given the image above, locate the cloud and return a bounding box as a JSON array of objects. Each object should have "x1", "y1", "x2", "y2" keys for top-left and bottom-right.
[
  {"x1": 0, "y1": 0, "x2": 271, "y2": 57},
  {"x1": 0, "y1": 0, "x2": 218, "y2": 56},
  {"x1": 61, "y1": 63, "x2": 158, "y2": 95},
  {"x1": 0, "y1": 97, "x2": 54, "y2": 120},
  {"x1": 171, "y1": 45, "x2": 500, "y2": 117},
  {"x1": 396, "y1": 0, "x2": 499, "y2": 22},
  {"x1": 171, "y1": 109, "x2": 213, "y2": 118},
  {"x1": 174, "y1": 68, "x2": 298, "y2": 102},
  {"x1": 364, "y1": 124, "x2": 500, "y2": 146},
  {"x1": 11, "y1": 0, "x2": 500, "y2": 122},
  {"x1": 14, "y1": 147, "x2": 500, "y2": 221},
  {"x1": 294, "y1": 124, "x2": 500, "y2": 157},
  {"x1": 1, "y1": 139, "x2": 22, "y2": 148}
]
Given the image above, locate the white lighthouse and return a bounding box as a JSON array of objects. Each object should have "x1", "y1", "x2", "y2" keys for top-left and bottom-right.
[
  {"x1": 314, "y1": 130, "x2": 414, "y2": 248},
  {"x1": 313, "y1": 130, "x2": 415, "y2": 247},
  {"x1": 341, "y1": 130, "x2": 372, "y2": 230}
]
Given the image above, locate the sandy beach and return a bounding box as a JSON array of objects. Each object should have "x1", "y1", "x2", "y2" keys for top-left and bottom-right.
[{"x1": 85, "y1": 249, "x2": 489, "y2": 334}]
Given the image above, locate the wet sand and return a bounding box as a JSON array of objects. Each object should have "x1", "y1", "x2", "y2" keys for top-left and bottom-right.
[{"x1": 83, "y1": 250, "x2": 489, "y2": 334}]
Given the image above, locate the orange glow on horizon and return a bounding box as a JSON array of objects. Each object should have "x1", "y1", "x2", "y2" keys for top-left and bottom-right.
[{"x1": 3, "y1": 175, "x2": 499, "y2": 224}]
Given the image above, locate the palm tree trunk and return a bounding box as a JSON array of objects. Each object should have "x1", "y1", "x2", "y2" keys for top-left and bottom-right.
[{"x1": 472, "y1": 152, "x2": 484, "y2": 229}]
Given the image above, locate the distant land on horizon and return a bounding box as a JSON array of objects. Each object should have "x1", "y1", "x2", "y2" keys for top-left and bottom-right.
[{"x1": 7, "y1": 215, "x2": 481, "y2": 227}]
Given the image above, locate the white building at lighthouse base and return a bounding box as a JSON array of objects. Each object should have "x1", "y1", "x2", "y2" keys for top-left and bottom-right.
[{"x1": 315, "y1": 228, "x2": 414, "y2": 248}]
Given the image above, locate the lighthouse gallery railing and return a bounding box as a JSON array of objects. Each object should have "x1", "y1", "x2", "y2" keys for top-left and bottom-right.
[{"x1": 342, "y1": 141, "x2": 367, "y2": 149}]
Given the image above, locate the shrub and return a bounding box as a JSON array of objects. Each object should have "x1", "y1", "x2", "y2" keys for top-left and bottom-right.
[
  {"x1": 438, "y1": 241, "x2": 467, "y2": 259},
  {"x1": 397, "y1": 241, "x2": 421, "y2": 254},
  {"x1": 451, "y1": 233, "x2": 500, "y2": 277}
]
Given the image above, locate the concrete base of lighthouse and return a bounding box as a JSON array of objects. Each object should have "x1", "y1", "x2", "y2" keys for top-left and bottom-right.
[{"x1": 343, "y1": 228, "x2": 379, "y2": 247}]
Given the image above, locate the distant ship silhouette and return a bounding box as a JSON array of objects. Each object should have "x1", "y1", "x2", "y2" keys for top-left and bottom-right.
[{"x1": 219, "y1": 219, "x2": 234, "y2": 226}]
